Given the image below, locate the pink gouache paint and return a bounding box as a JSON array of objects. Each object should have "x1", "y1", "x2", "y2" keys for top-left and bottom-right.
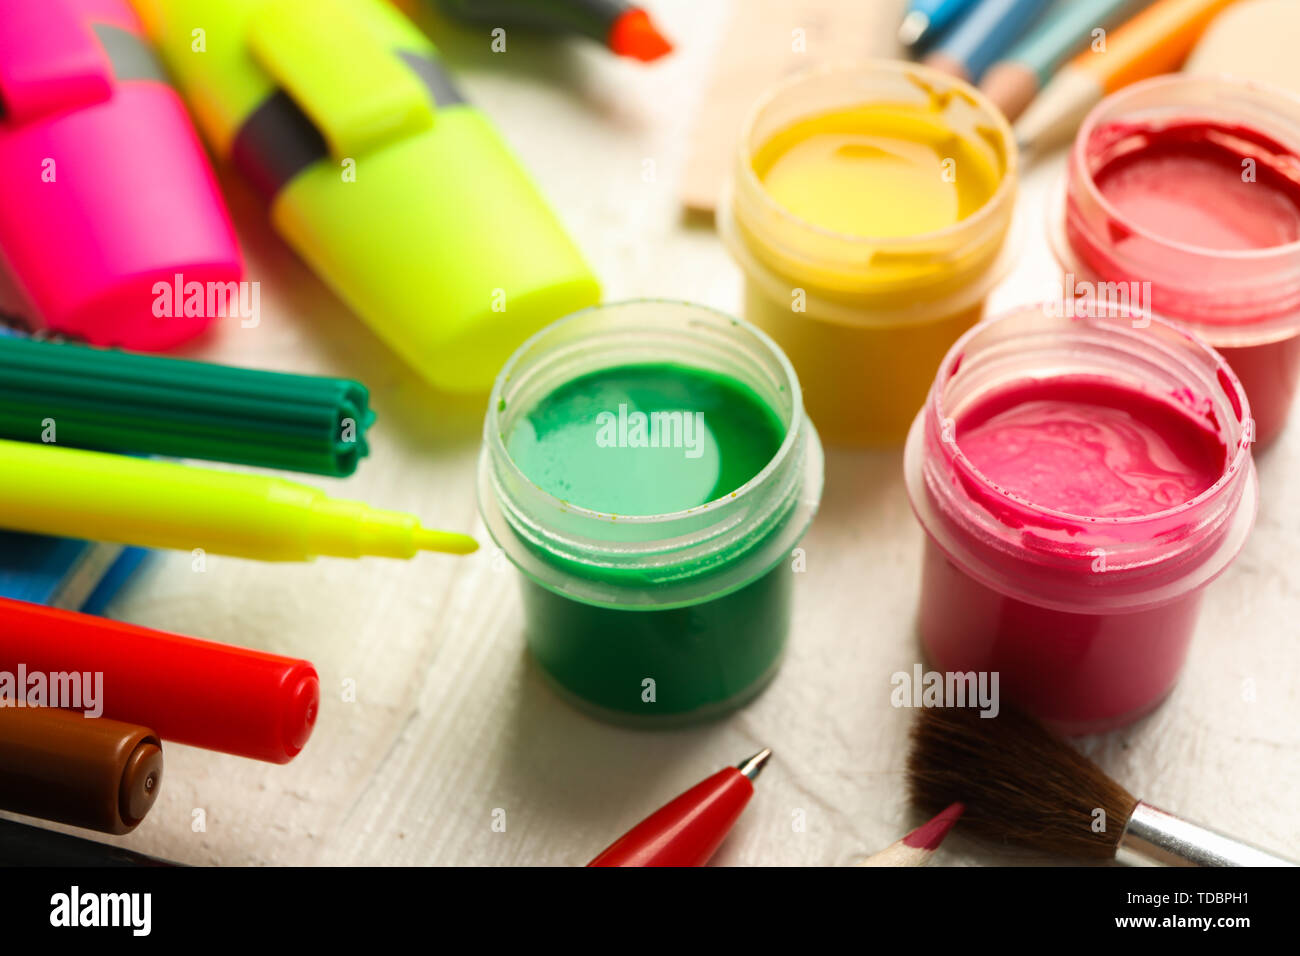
[
  {"x1": 956, "y1": 377, "x2": 1227, "y2": 519},
  {"x1": 905, "y1": 304, "x2": 1257, "y2": 734}
]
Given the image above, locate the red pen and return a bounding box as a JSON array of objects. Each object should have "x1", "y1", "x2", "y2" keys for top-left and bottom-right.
[
  {"x1": 0, "y1": 597, "x2": 318, "y2": 764},
  {"x1": 588, "y1": 748, "x2": 771, "y2": 867}
]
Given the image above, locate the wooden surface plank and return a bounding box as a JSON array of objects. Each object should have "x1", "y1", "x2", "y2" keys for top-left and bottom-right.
[{"x1": 3, "y1": 0, "x2": 1297, "y2": 866}]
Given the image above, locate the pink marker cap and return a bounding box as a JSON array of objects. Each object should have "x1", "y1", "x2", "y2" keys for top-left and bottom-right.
[{"x1": 0, "y1": 0, "x2": 242, "y2": 350}]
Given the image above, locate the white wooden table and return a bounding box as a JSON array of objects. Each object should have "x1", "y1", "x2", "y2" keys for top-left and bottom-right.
[{"x1": 16, "y1": 0, "x2": 1297, "y2": 866}]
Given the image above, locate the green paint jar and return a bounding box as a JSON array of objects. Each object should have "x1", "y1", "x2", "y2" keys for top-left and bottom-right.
[{"x1": 478, "y1": 301, "x2": 823, "y2": 724}]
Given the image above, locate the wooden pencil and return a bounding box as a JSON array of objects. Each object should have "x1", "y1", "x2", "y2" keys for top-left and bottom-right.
[{"x1": 856, "y1": 802, "x2": 964, "y2": 866}]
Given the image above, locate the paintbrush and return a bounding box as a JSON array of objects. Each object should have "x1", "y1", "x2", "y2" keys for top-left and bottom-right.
[
  {"x1": 856, "y1": 802, "x2": 965, "y2": 866},
  {"x1": 907, "y1": 706, "x2": 1297, "y2": 866}
]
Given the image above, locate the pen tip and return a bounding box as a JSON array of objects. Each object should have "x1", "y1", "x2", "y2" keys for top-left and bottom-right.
[
  {"x1": 898, "y1": 11, "x2": 929, "y2": 48},
  {"x1": 415, "y1": 528, "x2": 480, "y2": 555},
  {"x1": 737, "y1": 747, "x2": 773, "y2": 781}
]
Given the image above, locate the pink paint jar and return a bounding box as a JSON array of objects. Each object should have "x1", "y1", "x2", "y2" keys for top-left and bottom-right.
[
  {"x1": 1052, "y1": 74, "x2": 1300, "y2": 448},
  {"x1": 904, "y1": 304, "x2": 1257, "y2": 733}
]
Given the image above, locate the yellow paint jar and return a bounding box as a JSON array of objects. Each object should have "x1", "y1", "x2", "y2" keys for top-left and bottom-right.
[{"x1": 719, "y1": 63, "x2": 1019, "y2": 445}]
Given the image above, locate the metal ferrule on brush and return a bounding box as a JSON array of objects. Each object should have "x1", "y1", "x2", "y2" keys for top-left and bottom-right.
[{"x1": 1117, "y1": 803, "x2": 1298, "y2": 867}]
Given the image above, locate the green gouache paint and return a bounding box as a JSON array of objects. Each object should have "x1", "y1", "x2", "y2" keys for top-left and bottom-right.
[
  {"x1": 505, "y1": 362, "x2": 792, "y2": 720},
  {"x1": 507, "y1": 363, "x2": 785, "y2": 516},
  {"x1": 520, "y1": 569, "x2": 791, "y2": 719}
]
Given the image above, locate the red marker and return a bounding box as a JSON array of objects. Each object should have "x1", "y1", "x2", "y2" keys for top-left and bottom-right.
[
  {"x1": 434, "y1": 0, "x2": 673, "y2": 63},
  {"x1": 0, "y1": 597, "x2": 318, "y2": 764},
  {"x1": 588, "y1": 748, "x2": 771, "y2": 867}
]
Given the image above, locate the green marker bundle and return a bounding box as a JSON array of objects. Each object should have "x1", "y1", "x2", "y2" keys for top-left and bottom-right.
[{"x1": 0, "y1": 335, "x2": 374, "y2": 477}]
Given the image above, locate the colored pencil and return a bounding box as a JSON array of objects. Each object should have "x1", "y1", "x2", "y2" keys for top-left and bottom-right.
[
  {"x1": 856, "y1": 802, "x2": 965, "y2": 866},
  {"x1": 1015, "y1": 0, "x2": 1242, "y2": 154},
  {"x1": 898, "y1": 0, "x2": 982, "y2": 49},
  {"x1": 924, "y1": 0, "x2": 1055, "y2": 83},
  {"x1": 980, "y1": 0, "x2": 1148, "y2": 120}
]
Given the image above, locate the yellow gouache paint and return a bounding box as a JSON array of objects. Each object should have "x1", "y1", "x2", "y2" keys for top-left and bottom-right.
[
  {"x1": 721, "y1": 64, "x2": 1018, "y2": 446},
  {"x1": 0, "y1": 439, "x2": 477, "y2": 561},
  {"x1": 752, "y1": 105, "x2": 1001, "y2": 238}
]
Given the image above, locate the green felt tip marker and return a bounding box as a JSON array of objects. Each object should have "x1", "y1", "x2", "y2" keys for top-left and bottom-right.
[{"x1": 0, "y1": 334, "x2": 374, "y2": 476}]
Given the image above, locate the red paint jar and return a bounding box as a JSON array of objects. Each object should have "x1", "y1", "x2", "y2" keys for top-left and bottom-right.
[
  {"x1": 1052, "y1": 75, "x2": 1300, "y2": 448},
  {"x1": 904, "y1": 304, "x2": 1257, "y2": 733}
]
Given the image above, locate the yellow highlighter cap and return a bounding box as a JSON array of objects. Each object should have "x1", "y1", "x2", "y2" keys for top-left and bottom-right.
[
  {"x1": 137, "y1": 0, "x2": 602, "y2": 394},
  {"x1": 246, "y1": 0, "x2": 433, "y2": 158}
]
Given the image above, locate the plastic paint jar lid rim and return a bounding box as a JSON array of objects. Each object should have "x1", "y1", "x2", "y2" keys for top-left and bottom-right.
[
  {"x1": 478, "y1": 299, "x2": 824, "y2": 609},
  {"x1": 1060, "y1": 73, "x2": 1300, "y2": 334},
  {"x1": 720, "y1": 178, "x2": 1024, "y2": 328},
  {"x1": 903, "y1": 302, "x2": 1257, "y2": 614},
  {"x1": 723, "y1": 60, "x2": 1019, "y2": 322}
]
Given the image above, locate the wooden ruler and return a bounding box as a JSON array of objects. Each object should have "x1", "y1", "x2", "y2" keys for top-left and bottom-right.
[{"x1": 681, "y1": 0, "x2": 907, "y2": 214}]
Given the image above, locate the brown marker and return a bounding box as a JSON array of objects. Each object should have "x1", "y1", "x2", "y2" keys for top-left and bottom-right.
[{"x1": 0, "y1": 703, "x2": 163, "y2": 834}]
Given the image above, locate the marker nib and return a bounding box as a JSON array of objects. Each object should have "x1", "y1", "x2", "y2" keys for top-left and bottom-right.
[
  {"x1": 737, "y1": 747, "x2": 773, "y2": 781},
  {"x1": 415, "y1": 528, "x2": 479, "y2": 555},
  {"x1": 898, "y1": 11, "x2": 929, "y2": 48},
  {"x1": 609, "y1": 9, "x2": 673, "y2": 62}
]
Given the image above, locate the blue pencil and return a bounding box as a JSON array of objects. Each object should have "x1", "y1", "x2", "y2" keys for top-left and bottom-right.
[
  {"x1": 899, "y1": 0, "x2": 983, "y2": 48},
  {"x1": 980, "y1": 0, "x2": 1148, "y2": 120},
  {"x1": 924, "y1": 0, "x2": 1056, "y2": 83}
]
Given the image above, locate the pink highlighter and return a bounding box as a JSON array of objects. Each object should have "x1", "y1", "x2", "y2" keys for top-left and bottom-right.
[{"x1": 0, "y1": 0, "x2": 242, "y2": 350}]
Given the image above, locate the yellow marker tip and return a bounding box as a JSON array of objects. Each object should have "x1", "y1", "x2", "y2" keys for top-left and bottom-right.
[{"x1": 414, "y1": 528, "x2": 479, "y2": 555}]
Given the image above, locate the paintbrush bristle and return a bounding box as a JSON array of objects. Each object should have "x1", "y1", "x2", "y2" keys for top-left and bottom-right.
[{"x1": 906, "y1": 707, "x2": 1139, "y2": 860}]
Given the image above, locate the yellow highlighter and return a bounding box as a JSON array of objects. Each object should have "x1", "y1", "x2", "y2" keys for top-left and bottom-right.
[
  {"x1": 0, "y1": 440, "x2": 477, "y2": 561},
  {"x1": 131, "y1": 0, "x2": 601, "y2": 393}
]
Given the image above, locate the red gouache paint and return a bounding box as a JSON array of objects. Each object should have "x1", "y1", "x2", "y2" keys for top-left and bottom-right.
[
  {"x1": 0, "y1": 597, "x2": 319, "y2": 763},
  {"x1": 1090, "y1": 123, "x2": 1300, "y2": 252},
  {"x1": 1057, "y1": 75, "x2": 1300, "y2": 448},
  {"x1": 905, "y1": 305, "x2": 1256, "y2": 734}
]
